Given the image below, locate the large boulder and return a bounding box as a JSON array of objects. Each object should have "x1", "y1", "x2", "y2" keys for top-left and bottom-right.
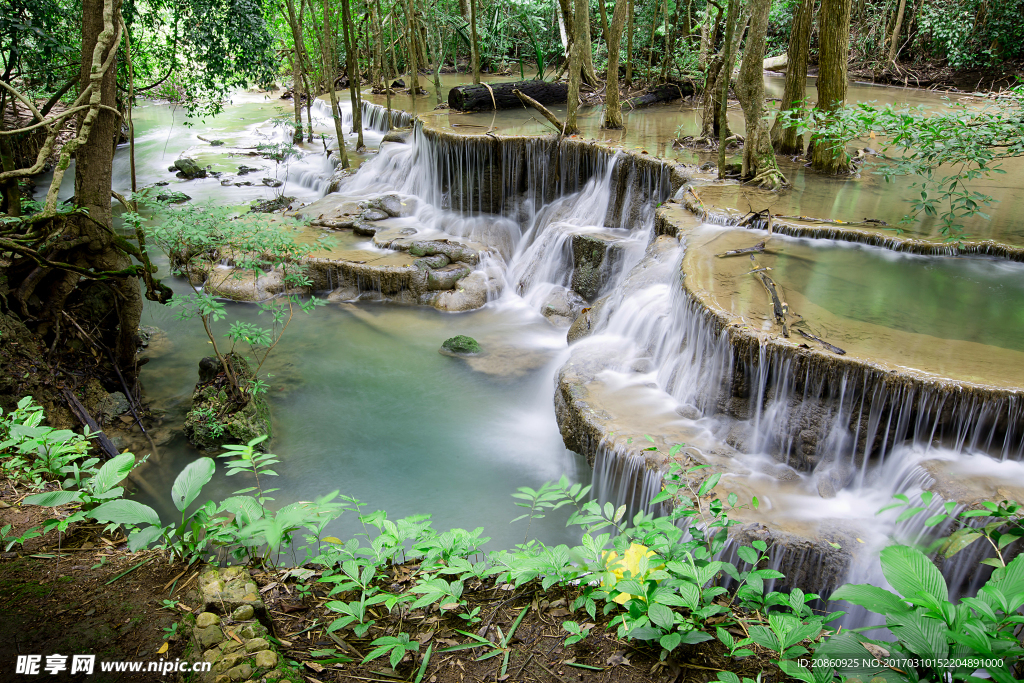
[
  {"x1": 570, "y1": 233, "x2": 624, "y2": 301},
  {"x1": 382, "y1": 127, "x2": 412, "y2": 144},
  {"x1": 409, "y1": 240, "x2": 479, "y2": 265}
]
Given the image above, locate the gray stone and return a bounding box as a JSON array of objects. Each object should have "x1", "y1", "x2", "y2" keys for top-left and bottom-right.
[
  {"x1": 232, "y1": 605, "x2": 255, "y2": 621},
  {"x1": 414, "y1": 254, "x2": 449, "y2": 270},
  {"x1": 409, "y1": 240, "x2": 478, "y2": 265},
  {"x1": 253, "y1": 650, "x2": 278, "y2": 669},
  {"x1": 352, "y1": 220, "x2": 377, "y2": 237},
  {"x1": 196, "y1": 612, "x2": 221, "y2": 629},
  {"x1": 244, "y1": 638, "x2": 269, "y2": 653},
  {"x1": 96, "y1": 392, "x2": 131, "y2": 422},
  {"x1": 570, "y1": 233, "x2": 623, "y2": 301},
  {"x1": 541, "y1": 288, "x2": 587, "y2": 328},
  {"x1": 155, "y1": 191, "x2": 191, "y2": 203},
  {"x1": 196, "y1": 626, "x2": 225, "y2": 648},
  {"x1": 675, "y1": 405, "x2": 703, "y2": 420},
  {"x1": 261, "y1": 178, "x2": 283, "y2": 188},
  {"x1": 426, "y1": 264, "x2": 471, "y2": 291},
  {"x1": 227, "y1": 662, "x2": 253, "y2": 681},
  {"x1": 360, "y1": 208, "x2": 389, "y2": 221}
]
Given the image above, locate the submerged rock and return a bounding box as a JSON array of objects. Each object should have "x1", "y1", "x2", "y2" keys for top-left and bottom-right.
[
  {"x1": 542, "y1": 287, "x2": 588, "y2": 328},
  {"x1": 249, "y1": 195, "x2": 295, "y2": 213},
  {"x1": 440, "y1": 335, "x2": 481, "y2": 355},
  {"x1": 155, "y1": 190, "x2": 191, "y2": 203},
  {"x1": 261, "y1": 177, "x2": 283, "y2": 188},
  {"x1": 360, "y1": 208, "x2": 389, "y2": 221},
  {"x1": 426, "y1": 263, "x2": 471, "y2": 290},
  {"x1": 184, "y1": 353, "x2": 271, "y2": 451}
]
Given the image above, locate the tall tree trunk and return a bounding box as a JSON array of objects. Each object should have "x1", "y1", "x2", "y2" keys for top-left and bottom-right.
[
  {"x1": 658, "y1": 0, "x2": 671, "y2": 81},
  {"x1": 370, "y1": 1, "x2": 384, "y2": 90},
  {"x1": 283, "y1": 0, "x2": 305, "y2": 143},
  {"x1": 341, "y1": 0, "x2": 363, "y2": 149},
  {"x1": 735, "y1": 0, "x2": 785, "y2": 189},
  {"x1": 887, "y1": 0, "x2": 907, "y2": 65},
  {"x1": 770, "y1": 0, "x2": 813, "y2": 154},
  {"x1": 598, "y1": 0, "x2": 610, "y2": 48},
  {"x1": 322, "y1": 0, "x2": 350, "y2": 168},
  {"x1": 76, "y1": 0, "x2": 142, "y2": 370},
  {"x1": 811, "y1": 0, "x2": 853, "y2": 174},
  {"x1": 625, "y1": 0, "x2": 633, "y2": 84},
  {"x1": 564, "y1": 0, "x2": 586, "y2": 134},
  {"x1": 602, "y1": 0, "x2": 629, "y2": 129},
  {"x1": 716, "y1": 0, "x2": 740, "y2": 177},
  {"x1": 405, "y1": 0, "x2": 421, "y2": 93},
  {"x1": 579, "y1": 3, "x2": 599, "y2": 86},
  {"x1": 469, "y1": 0, "x2": 481, "y2": 84}
]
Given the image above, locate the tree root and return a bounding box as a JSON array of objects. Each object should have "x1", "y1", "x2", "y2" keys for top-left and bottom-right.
[{"x1": 747, "y1": 169, "x2": 788, "y2": 191}]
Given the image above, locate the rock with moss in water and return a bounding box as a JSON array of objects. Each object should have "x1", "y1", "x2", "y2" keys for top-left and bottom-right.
[
  {"x1": 440, "y1": 335, "x2": 481, "y2": 356},
  {"x1": 172, "y1": 157, "x2": 207, "y2": 179},
  {"x1": 183, "y1": 353, "x2": 271, "y2": 451}
]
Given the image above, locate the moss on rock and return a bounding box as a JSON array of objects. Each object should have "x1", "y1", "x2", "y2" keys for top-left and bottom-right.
[
  {"x1": 440, "y1": 335, "x2": 481, "y2": 355},
  {"x1": 183, "y1": 354, "x2": 271, "y2": 451}
]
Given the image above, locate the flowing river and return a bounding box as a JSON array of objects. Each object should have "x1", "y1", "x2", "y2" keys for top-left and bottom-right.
[{"x1": 39, "y1": 74, "x2": 1023, "y2": 614}]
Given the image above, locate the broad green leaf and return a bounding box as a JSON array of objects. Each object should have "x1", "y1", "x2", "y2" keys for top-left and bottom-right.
[
  {"x1": 128, "y1": 525, "x2": 164, "y2": 551},
  {"x1": 92, "y1": 500, "x2": 161, "y2": 526},
  {"x1": 91, "y1": 453, "x2": 136, "y2": 494},
  {"x1": 172, "y1": 457, "x2": 215, "y2": 512},
  {"x1": 885, "y1": 610, "x2": 946, "y2": 660},
  {"x1": 829, "y1": 584, "x2": 910, "y2": 616},
  {"x1": 23, "y1": 490, "x2": 83, "y2": 507},
  {"x1": 880, "y1": 545, "x2": 947, "y2": 604},
  {"x1": 647, "y1": 603, "x2": 675, "y2": 630}
]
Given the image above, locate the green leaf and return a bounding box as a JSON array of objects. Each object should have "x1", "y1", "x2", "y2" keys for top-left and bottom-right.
[
  {"x1": 172, "y1": 457, "x2": 215, "y2": 512},
  {"x1": 91, "y1": 453, "x2": 136, "y2": 494},
  {"x1": 128, "y1": 525, "x2": 164, "y2": 552},
  {"x1": 23, "y1": 490, "x2": 83, "y2": 507},
  {"x1": 829, "y1": 584, "x2": 910, "y2": 616},
  {"x1": 880, "y1": 545, "x2": 947, "y2": 604},
  {"x1": 885, "y1": 610, "x2": 946, "y2": 660},
  {"x1": 647, "y1": 603, "x2": 675, "y2": 630},
  {"x1": 91, "y1": 500, "x2": 161, "y2": 526},
  {"x1": 660, "y1": 632, "x2": 682, "y2": 651},
  {"x1": 778, "y1": 659, "x2": 815, "y2": 683}
]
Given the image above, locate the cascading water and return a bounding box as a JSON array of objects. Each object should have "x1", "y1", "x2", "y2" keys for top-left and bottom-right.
[{"x1": 314, "y1": 110, "x2": 1022, "y2": 625}]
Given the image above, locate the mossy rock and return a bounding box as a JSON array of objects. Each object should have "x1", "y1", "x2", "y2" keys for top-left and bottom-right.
[
  {"x1": 440, "y1": 335, "x2": 481, "y2": 355},
  {"x1": 183, "y1": 353, "x2": 271, "y2": 451}
]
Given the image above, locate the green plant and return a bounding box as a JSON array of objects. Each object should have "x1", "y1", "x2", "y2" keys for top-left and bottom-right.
[
  {"x1": 142, "y1": 199, "x2": 330, "y2": 407},
  {"x1": 363, "y1": 633, "x2": 420, "y2": 669},
  {"x1": 163, "y1": 622, "x2": 179, "y2": 639},
  {"x1": 821, "y1": 544, "x2": 1024, "y2": 682},
  {"x1": 439, "y1": 605, "x2": 529, "y2": 679},
  {"x1": 561, "y1": 619, "x2": 594, "y2": 646}
]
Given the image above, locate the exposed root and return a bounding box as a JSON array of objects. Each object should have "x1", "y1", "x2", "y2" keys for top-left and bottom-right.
[{"x1": 747, "y1": 168, "x2": 788, "y2": 191}]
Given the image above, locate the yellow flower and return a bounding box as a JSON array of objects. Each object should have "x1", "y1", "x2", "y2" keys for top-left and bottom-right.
[{"x1": 601, "y1": 543, "x2": 664, "y2": 604}]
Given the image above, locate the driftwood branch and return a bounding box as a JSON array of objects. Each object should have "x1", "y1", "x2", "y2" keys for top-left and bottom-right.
[
  {"x1": 717, "y1": 240, "x2": 766, "y2": 257},
  {"x1": 796, "y1": 328, "x2": 846, "y2": 355},
  {"x1": 513, "y1": 89, "x2": 565, "y2": 133}
]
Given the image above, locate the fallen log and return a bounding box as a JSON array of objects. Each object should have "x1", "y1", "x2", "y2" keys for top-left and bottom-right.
[
  {"x1": 513, "y1": 89, "x2": 566, "y2": 133},
  {"x1": 622, "y1": 82, "x2": 695, "y2": 110},
  {"x1": 62, "y1": 389, "x2": 121, "y2": 459},
  {"x1": 448, "y1": 80, "x2": 568, "y2": 111}
]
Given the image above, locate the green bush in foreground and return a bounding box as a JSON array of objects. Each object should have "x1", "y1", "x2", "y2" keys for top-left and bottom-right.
[{"x1": 2, "y1": 397, "x2": 1022, "y2": 681}]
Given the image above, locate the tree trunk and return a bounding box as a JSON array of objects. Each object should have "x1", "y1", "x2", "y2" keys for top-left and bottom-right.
[
  {"x1": 341, "y1": 0, "x2": 363, "y2": 149},
  {"x1": 405, "y1": 0, "x2": 421, "y2": 93},
  {"x1": 735, "y1": 0, "x2": 785, "y2": 189},
  {"x1": 717, "y1": 0, "x2": 740, "y2": 177},
  {"x1": 284, "y1": 0, "x2": 305, "y2": 143},
  {"x1": 76, "y1": 0, "x2": 142, "y2": 370},
  {"x1": 770, "y1": 0, "x2": 813, "y2": 154},
  {"x1": 579, "y1": 0, "x2": 600, "y2": 86},
  {"x1": 322, "y1": 0, "x2": 350, "y2": 168},
  {"x1": 625, "y1": 0, "x2": 633, "y2": 84},
  {"x1": 370, "y1": 1, "x2": 385, "y2": 90},
  {"x1": 602, "y1": 0, "x2": 629, "y2": 129},
  {"x1": 887, "y1": 0, "x2": 907, "y2": 65},
  {"x1": 811, "y1": 0, "x2": 853, "y2": 174},
  {"x1": 469, "y1": 0, "x2": 481, "y2": 84},
  {"x1": 564, "y1": 0, "x2": 587, "y2": 134}
]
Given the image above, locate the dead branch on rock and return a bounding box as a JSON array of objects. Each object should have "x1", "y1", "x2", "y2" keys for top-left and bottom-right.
[
  {"x1": 796, "y1": 327, "x2": 846, "y2": 355},
  {"x1": 513, "y1": 89, "x2": 566, "y2": 134}
]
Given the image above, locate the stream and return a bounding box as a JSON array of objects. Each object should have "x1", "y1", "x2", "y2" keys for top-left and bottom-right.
[{"x1": 42, "y1": 75, "x2": 1024, "y2": 614}]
